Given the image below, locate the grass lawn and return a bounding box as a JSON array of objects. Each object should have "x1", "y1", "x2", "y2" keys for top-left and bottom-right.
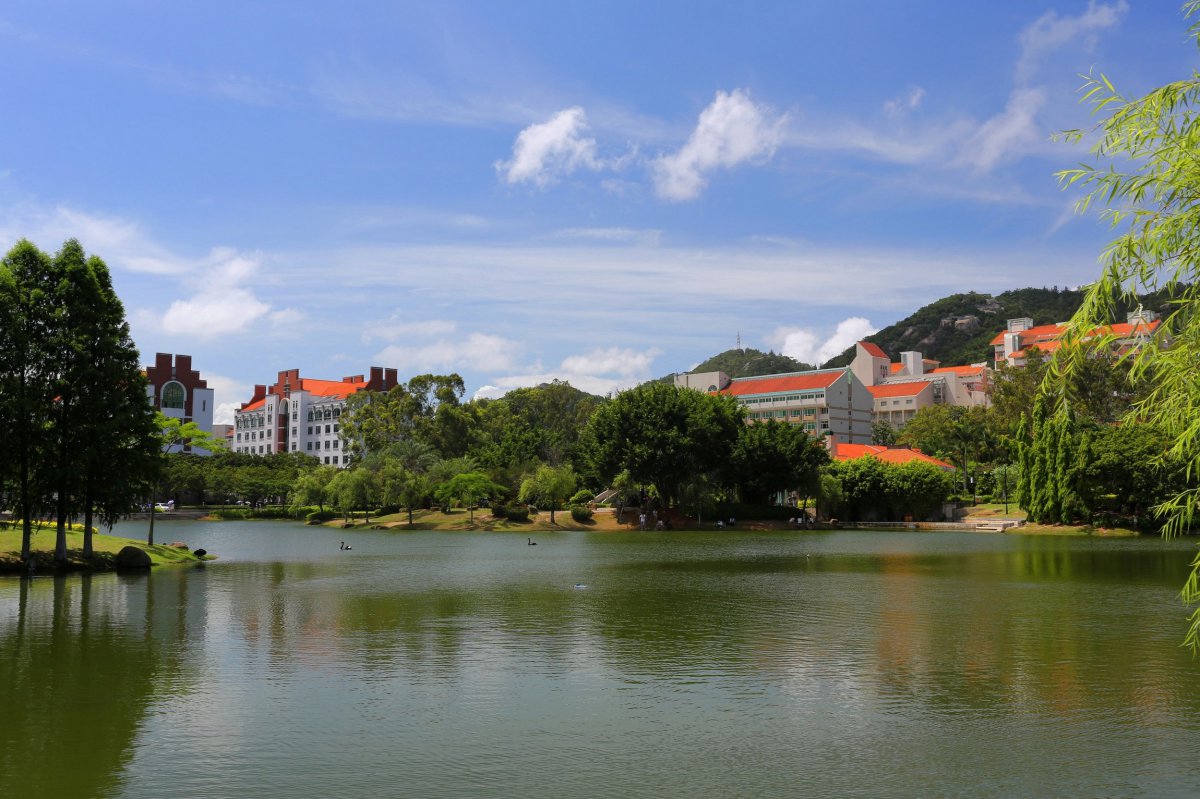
[
  {"x1": 0, "y1": 521, "x2": 209, "y2": 573},
  {"x1": 961, "y1": 503, "x2": 1027, "y2": 520}
]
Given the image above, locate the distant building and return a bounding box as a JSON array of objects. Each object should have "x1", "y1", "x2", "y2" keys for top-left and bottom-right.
[
  {"x1": 144, "y1": 353, "x2": 215, "y2": 454},
  {"x1": 849, "y1": 341, "x2": 991, "y2": 428},
  {"x1": 989, "y1": 309, "x2": 1160, "y2": 367},
  {"x1": 212, "y1": 424, "x2": 234, "y2": 448},
  {"x1": 674, "y1": 366, "x2": 873, "y2": 444},
  {"x1": 232, "y1": 366, "x2": 399, "y2": 467}
]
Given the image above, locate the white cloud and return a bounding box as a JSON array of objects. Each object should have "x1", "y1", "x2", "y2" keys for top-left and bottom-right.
[
  {"x1": 375, "y1": 332, "x2": 521, "y2": 373},
  {"x1": 472, "y1": 346, "x2": 662, "y2": 399},
  {"x1": 1015, "y1": 1, "x2": 1127, "y2": 85},
  {"x1": 361, "y1": 316, "x2": 459, "y2": 343},
  {"x1": 957, "y1": 86, "x2": 1047, "y2": 172},
  {"x1": 768, "y1": 317, "x2": 878, "y2": 366},
  {"x1": 496, "y1": 107, "x2": 602, "y2": 186},
  {"x1": 203, "y1": 372, "x2": 253, "y2": 424},
  {"x1": 549, "y1": 227, "x2": 662, "y2": 245},
  {"x1": 883, "y1": 86, "x2": 926, "y2": 117},
  {"x1": 653, "y1": 89, "x2": 786, "y2": 201}
]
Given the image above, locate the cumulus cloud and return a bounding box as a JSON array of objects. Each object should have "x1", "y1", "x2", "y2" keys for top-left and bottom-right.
[
  {"x1": 767, "y1": 317, "x2": 878, "y2": 366},
  {"x1": 496, "y1": 107, "x2": 602, "y2": 186},
  {"x1": 148, "y1": 248, "x2": 291, "y2": 340},
  {"x1": 653, "y1": 89, "x2": 786, "y2": 201},
  {"x1": 473, "y1": 346, "x2": 661, "y2": 399},
  {"x1": 203, "y1": 372, "x2": 253, "y2": 424}
]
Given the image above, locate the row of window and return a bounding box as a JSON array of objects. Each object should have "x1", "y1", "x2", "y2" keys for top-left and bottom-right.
[
  {"x1": 748, "y1": 408, "x2": 818, "y2": 420},
  {"x1": 305, "y1": 440, "x2": 339, "y2": 451},
  {"x1": 877, "y1": 398, "x2": 915, "y2": 407},
  {"x1": 307, "y1": 407, "x2": 342, "y2": 422},
  {"x1": 739, "y1": 391, "x2": 825, "y2": 405},
  {"x1": 236, "y1": 430, "x2": 273, "y2": 442}
]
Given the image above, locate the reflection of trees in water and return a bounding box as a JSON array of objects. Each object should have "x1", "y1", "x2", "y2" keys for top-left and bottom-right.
[{"x1": 0, "y1": 572, "x2": 199, "y2": 799}]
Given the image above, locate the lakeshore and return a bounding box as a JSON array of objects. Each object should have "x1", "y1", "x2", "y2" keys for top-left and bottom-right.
[{"x1": 0, "y1": 523, "x2": 211, "y2": 574}]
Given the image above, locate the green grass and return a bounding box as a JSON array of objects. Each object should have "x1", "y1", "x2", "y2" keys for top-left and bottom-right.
[{"x1": 0, "y1": 520, "x2": 210, "y2": 573}]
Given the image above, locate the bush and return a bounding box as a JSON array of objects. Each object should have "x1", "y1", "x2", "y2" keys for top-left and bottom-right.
[
  {"x1": 209, "y1": 508, "x2": 251, "y2": 520},
  {"x1": 377, "y1": 505, "x2": 400, "y2": 516},
  {"x1": 491, "y1": 503, "x2": 508, "y2": 518},
  {"x1": 506, "y1": 507, "x2": 529, "y2": 522},
  {"x1": 570, "y1": 505, "x2": 593, "y2": 522},
  {"x1": 306, "y1": 510, "x2": 337, "y2": 524},
  {"x1": 570, "y1": 489, "x2": 594, "y2": 505},
  {"x1": 714, "y1": 503, "x2": 798, "y2": 522}
]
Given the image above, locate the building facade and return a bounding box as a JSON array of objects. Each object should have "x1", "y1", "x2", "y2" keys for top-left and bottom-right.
[
  {"x1": 849, "y1": 341, "x2": 991, "y2": 429},
  {"x1": 232, "y1": 366, "x2": 399, "y2": 467},
  {"x1": 989, "y1": 310, "x2": 1160, "y2": 367},
  {"x1": 144, "y1": 353, "x2": 216, "y2": 454},
  {"x1": 674, "y1": 366, "x2": 874, "y2": 444}
]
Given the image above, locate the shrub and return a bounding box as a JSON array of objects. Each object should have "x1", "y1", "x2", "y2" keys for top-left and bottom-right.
[
  {"x1": 306, "y1": 510, "x2": 337, "y2": 524},
  {"x1": 506, "y1": 507, "x2": 529, "y2": 522},
  {"x1": 714, "y1": 503, "x2": 798, "y2": 522},
  {"x1": 209, "y1": 508, "x2": 250, "y2": 520},
  {"x1": 570, "y1": 505, "x2": 593, "y2": 522},
  {"x1": 570, "y1": 489, "x2": 594, "y2": 505},
  {"x1": 491, "y1": 503, "x2": 508, "y2": 518},
  {"x1": 377, "y1": 505, "x2": 400, "y2": 516}
]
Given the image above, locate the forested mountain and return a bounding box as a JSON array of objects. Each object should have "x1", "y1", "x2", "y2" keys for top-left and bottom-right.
[{"x1": 818, "y1": 286, "x2": 1175, "y2": 369}]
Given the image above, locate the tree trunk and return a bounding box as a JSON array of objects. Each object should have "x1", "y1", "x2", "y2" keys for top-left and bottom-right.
[
  {"x1": 83, "y1": 478, "x2": 94, "y2": 559},
  {"x1": 55, "y1": 477, "x2": 68, "y2": 564},
  {"x1": 147, "y1": 494, "x2": 156, "y2": 546}
]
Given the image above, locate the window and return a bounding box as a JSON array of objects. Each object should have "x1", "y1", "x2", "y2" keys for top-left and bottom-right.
[
  {"x1": 343, "y1": 456, "x2": 350, "y2": 464},
  {"x1": 325, "y1": 425, "x2": 331, "y2": 434},
  {"x1": 236, "y1": 433, "x2": 241, "y2": 442},
  {"x1": 161, "y1": 381, "x2": 185, "y2": 409},
  {"x1": 292, "y1": 412, "x2": 298, "y2": 421},
  {"x1": 324, "y1": 456, "x2": 330, "y2": 464},
  {"x1": 324, "y1": 409, "x2": 332, "y2": 420},
  {"x1": 325, "y1": 441, "x2": 331, "y2": 450},
  {"x1": 259, "y1": 445, "x2": 264, "y2": 454},
  {"x1": 291, "y1": 443, "x2": 297, "y2": 451},
  {"x1": 307, "y1": 442, "x2": 312, "y2": 451},
  {"x1": 333, "y1": 423, "x2": 339, "y2": 432},
  {"x1": 202, "y1": 400, "x2": 206, "y2": 412},
  {"x1": 333, "y1": 440, "x2": 339, "y2": 449},
  {"x1": 307, "y1": 411, "x2": 313, "y2": 421},
  {"x1": 307, "y1": 426, "x2": 312, "y2": 435},
  {"x1": 266, "y1": 429, "x2": 272, "y2": 438},
  {"x1": 334, "y1": 408, "x2": 341, "y2": 418}
]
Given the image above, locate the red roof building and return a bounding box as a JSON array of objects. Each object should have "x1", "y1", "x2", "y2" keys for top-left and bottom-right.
[
  {"x1": 828, "y1": 438, "x2": 954, "y2": 470},
  {"x1": 233, "y1": 366, "x2": 399, "y2": 467},
  {"x1": 990, "y1": 311, "x2": 1160, "y2": 367}
]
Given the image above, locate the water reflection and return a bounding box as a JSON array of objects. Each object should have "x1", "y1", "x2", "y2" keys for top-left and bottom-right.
[{"x1": 2, "y1": 527, "x2": 1198, "y2": 798}]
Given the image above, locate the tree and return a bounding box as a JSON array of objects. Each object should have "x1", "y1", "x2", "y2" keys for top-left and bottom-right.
[
  {"x1": 0, "y1": 241, "x2": 54, "y2": 562},
  {"x1": 147, "y1": 414, "x2": 225, "y2": 546},
  {"x1": 583, "y1": 382, "x2": 743, "y2": 506},
  {"x1": 518, "y1": 464, "x2": 577, "y2": 524},
  {"x1": 435, "y1": 472, "x2": 506, "y2": 524},
  {"x1": 871, "y1": 420, "x2": 897, "y2": 447},
  {"x1": 1050, "y1": 2, "x2": 1200, "y2": 648},
  {"x1": 291, "y1": 466, "x2": 339, "y2": 512},
  {"x1": 729, "y1": 420, "x2": 829, "y2": 504}
]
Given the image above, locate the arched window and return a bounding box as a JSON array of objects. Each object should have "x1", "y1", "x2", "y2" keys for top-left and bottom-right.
[
  {"x1": 333, "y1": 408, "x2": 341, "y2": 418},
  {"x1": 324, "y1": 409, "x2": 332, "y2": 420},
  {"x1": 161, "y1": 381, "x2": 185, "y2": 410}
]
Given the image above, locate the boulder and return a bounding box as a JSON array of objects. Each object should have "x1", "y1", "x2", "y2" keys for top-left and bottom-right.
[{"x1": 115, "y1": 546, "x2": 152, "y2": 572}]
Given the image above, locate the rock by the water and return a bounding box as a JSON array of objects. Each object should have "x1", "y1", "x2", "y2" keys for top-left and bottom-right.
[
  {"x1": 168, "y1": 541, "x2": 189, "y2": 549},
  {"x1": 115, "y1": 546, "x2": 152, "y2": 571},
  {"x1": 193, "y1": 548, "x2": 208, "y2": 559}
]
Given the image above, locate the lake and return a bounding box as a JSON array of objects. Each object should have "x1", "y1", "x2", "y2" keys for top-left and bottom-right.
[{"x1": 2, "y1": 521, "x2": 1198, "y2": 798}]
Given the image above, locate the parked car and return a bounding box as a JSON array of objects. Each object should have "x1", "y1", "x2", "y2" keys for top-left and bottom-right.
[{"x1": 154, "y1": 502, "x2": 171, "y2": 512}]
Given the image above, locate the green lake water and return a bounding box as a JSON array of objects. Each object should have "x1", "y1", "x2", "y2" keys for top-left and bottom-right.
[{"x1": 2, "y1": 522, "x2": 1198, "y2": 798}]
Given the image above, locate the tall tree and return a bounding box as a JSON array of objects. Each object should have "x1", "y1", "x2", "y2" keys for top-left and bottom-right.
[
  {"x1": 730, "y1": 420, "x2": 829, "y2": 504},
  {"x1": 1049, "y1": 1, "x2": 1200, "y2": 648},
  {"x1": 518, "y1": 464, "x2": 577, "y2": 524},
  {"x1": 0, "y1": 241, "x2": 54, "y2": 562}
]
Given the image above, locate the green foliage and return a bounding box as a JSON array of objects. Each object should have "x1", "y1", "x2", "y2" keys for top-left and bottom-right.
[
  {"x1": 518, "y1": 463, "x2": 577, "y2": 523},
  {"x1": 570, "y1": 489, "x2": 594, "y2": 505},
  {"x1": 569, "y1": 504, "x2": 593, "y2": 522},
  {"x1": 306, "y1": 509, "x2": 337, "y2": 523},
  {"x1": 1043, "y1": 1, "x2": 1200, "y2": 654},
  {"x1": 505, "y1": 506, "x2": 529, "y2": 522},
  {"x1": 729, "y1": 420, "x2": 829, "y2": 504},
  {"x1": 826, "y1": 458, "x2": 955, "y2": 521},
  {"x1": 713, "y1": 503, "x2": 798, "y2": 521},
  {"x1": 689, "y1": 348, "x2": 814, "y2": 378},
  {"x1": 583, "y1": 382, "x2": 743, "y2": 505}
]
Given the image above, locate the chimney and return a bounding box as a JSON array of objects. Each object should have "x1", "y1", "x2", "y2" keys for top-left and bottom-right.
[
  {"x1": 1007, "y1": 317, "x2": 1033, "y2": 333},
  {"x1": 384, "y1": 368, "x2": 398, "y2": 389},
  {"x1": 900, "y1": 351, "x2": 924, "y2": 376}
]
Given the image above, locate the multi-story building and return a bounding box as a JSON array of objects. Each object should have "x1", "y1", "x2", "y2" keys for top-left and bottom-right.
[
  {"x1": 674, "y1": 366, "x2": 873, "y2": 444},
  {"x1": 989, "y1": 309, "x2": 1160, "y2": 367},
  {"x1": 850, "y1": 341, "x2": 990, "y2": 429},
  {"x1": 144, "y1": 353, "x2": 216, "y2": 454},
  {"x1": 232, "y1": 366, "x2": 399, "y2": 467}
]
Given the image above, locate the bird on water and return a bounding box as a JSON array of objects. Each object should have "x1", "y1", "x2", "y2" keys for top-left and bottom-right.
[{"x1": 528, "y1": 538, "x2": 537, "y2": 546}]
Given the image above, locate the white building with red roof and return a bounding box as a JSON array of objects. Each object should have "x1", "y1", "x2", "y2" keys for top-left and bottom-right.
[
  {"x1": 827, "y1": 437, "x2": 954, "y2": 470},
  {"x1": 989, "y1": 309, "x2": 1160, "y2": 367},
  {"x1": 850, "y1": 341, "x2": 991, "y2": 428},
  {"x1": 233, "y1": 366, "x2": 399, "y2": 466},
  {"x1": 675, "y1": 365, "x2": 873, "y2": 444}
]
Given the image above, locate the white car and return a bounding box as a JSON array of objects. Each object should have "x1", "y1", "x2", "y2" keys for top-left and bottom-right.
[{"x1": 154, "y1": 503, "x2": 171, "y2": 512}]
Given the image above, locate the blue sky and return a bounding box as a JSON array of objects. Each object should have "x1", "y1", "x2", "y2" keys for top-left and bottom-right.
[{"x1": 0, "y1": 1, "x2": 1191, "y2": 421}]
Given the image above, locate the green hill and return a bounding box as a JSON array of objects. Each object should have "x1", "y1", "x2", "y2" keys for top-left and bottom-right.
[
  {"x1": 692, "y1": 348, "x2": 815, "y2": 378},
  {"x1": 819, "y1": 286, "x2": 1173, "y2": 369}
]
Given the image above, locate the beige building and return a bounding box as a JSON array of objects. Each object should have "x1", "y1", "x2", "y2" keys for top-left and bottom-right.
[
  {"x1": 850, "y1": 341, "x2": 990, "y2": 429},
  {"x1": 989, "y1": 310, "x2": 1160, "y2": 367},
  {"x1": 674, "y1": 366, "x2": 873, "y2": 444}
]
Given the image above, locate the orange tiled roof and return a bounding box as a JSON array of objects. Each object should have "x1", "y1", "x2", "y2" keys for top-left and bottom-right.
[
  {"x1": 866, "y1": 381, "x2": 932, "y2": 398},
  {"x1": 930, "y1": 365, "x2": 984, "y2": 375},
  {"x1": 720, "y1": 371, "x2": 843, "y2": 396},
  {"x1": 834, "y1": 444, "x2": 953, "y2": 469},
  {"x1": 300, "y1": 377, "x2": 366, "y2": 398},
  {"x1": 990, "y1": 319, "x2": 1160, "y2": 347},
  {"x1": 888, "y1": 363, "x2": 904, "y2": 373},
  {"x1": 241, "y1": 398, "x2": 266, "y2": 412},
  {"x1": 859, "y1": 341, "x2": 887, "y2": 358}
]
